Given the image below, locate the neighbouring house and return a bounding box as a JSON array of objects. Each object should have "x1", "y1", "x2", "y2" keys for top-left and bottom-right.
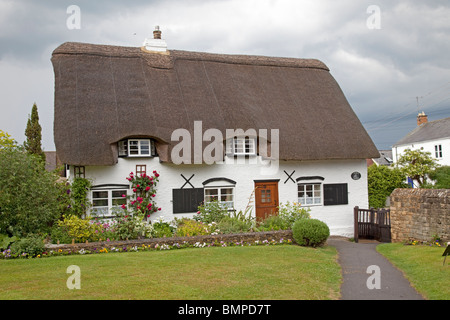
[
  {"x1": 392, "y1": 112, "x2": 450, "y2": 165},
  {"x1": 367, "y1": 150, "x2": 393, "y2": 167},
  {"x1": 44, "y1": 151, "x2": 64, "y2": 175},
  {"x1": 51, "y1": 28, "x2": 379, "y2": 237}
]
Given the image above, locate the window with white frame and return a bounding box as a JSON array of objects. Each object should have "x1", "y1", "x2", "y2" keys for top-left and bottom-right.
[
  {"x1": 204, "y1": 187, "x2": 235, "y2": 209},
  {"x1": 129, "y1": 139, "x2": 150, "y2": 156},
  {"x1": 118, "y1": 139, "x2": 155, "y2": 157},
  {"x1": 298, "y1": 183, "x2": 322, "y2": 206},
  {"x1": 226, "y1": 137, "x2": 256, "y2": 156},
  {"x1": 435, "y1": 144, "x2": 443, "y2": 158},
  {"x1": 91, "y1": 188, "x2": 128, "y2": 217}
]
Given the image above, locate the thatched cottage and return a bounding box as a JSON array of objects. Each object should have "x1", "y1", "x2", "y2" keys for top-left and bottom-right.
[{"x1": 52, "y1": 29, "x2": 379, "y2": 236}]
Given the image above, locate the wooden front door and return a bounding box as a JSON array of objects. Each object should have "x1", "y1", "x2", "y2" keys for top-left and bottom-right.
[{"x1": 254, "y1": 181, "x2": 279, "y2": 220}]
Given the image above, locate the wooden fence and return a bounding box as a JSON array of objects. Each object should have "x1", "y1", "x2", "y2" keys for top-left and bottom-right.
[{"x1": 354, "y1": 207, "x2": 391, "y2": 243}]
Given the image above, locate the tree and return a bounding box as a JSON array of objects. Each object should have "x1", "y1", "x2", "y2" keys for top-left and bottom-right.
[
  {"x1": 24, "y1": 103, "x2": 45, "y2": 162},
  {"x1": 368, "y1": 165, "x2": 408, "y2": 208},
  {"x1": 0, "y1": 130, "x2": 17, "y2": 150},
  {"x1": 426, "y1": 166, "x2": 450, "y2": 189},
  {"x1": 396, "y1": 148, "x2": 440, "y2": 187},
  {"x1": 0, "y1": 148, "x2": 61, "y2": 237}
]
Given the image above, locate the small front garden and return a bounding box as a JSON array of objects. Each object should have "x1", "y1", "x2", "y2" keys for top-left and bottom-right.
[
  {"x1": 1, "y1": 197, "x2": 325, "y2": 259},
  {"x1": 0, "y1": 155, "x2": 331, "y2": 260}
]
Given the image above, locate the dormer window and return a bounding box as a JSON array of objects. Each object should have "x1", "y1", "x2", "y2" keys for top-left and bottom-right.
[
  {"x1": 118, "y1": 139, "x2": 156, "y2": 157},
  {"x1": 226, "y1": 137, "x2": 256, "y2": 156}
]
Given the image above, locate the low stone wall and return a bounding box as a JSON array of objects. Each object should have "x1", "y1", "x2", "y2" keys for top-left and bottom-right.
[
  {"x1": 390, "y1": 188, "x2": 449, "y2": 243},
  {"x1": 45, "y1": 230, "x2": 294, "y2": 253}
]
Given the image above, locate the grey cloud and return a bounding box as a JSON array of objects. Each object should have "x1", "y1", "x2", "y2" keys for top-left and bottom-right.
[{"x1": 0, "y1": 0, "x2": 449, "y2": 151}]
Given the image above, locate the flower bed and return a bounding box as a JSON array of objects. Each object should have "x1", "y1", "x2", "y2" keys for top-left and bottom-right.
[{"x1": 38, "y1": 230, "x2": 293, "y2": 258}]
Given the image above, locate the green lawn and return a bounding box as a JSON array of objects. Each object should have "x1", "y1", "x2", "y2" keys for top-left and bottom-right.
[
  {"x1": 0, "y1": 245, "x2": 341, "y2": 300},
  {"x1": 377, "y1": 243, "x2": 450, "y2": 300}
]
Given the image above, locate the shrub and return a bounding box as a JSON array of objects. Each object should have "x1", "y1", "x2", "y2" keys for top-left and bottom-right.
[
  {"x1": 426, "y1": 166, "x2": 450, "y2": 189},
  {"x1": 51, "y1": 215, "x2": 104, "y2": 243},
  {"x1": 50, "y1": 224, "x2": 73, "y2": 244},
  {"x1": 368, "y1": 165, "x2": 408, "y2": 208},
  {"x1": 292, "y1": 219, "x2": 330, "y2": 247},
  {"x1": 256, "y1": 215, "x2": 289, "y2": 231},
  {"x1": 112, "y1": 209, "x2": 146, "y2": 240},
  {"x1": 69, "y1": 177, "x2": 92, "y2": 217},
  {"x1": 0, "y1": 234, "x2": 17, "y2": 251},
  {"x1": 150, "y1": 220, "x2": 175, "y2": 238},
  {"x1": 0, "y1": 148, "x2": 62, "y2": 237},
  {"x1": 175, "y1": 219, "x2": 215, "y2": 237},
  {"x1": 277, "y1": 201, "x2": 311, "y2": 227},
  {"x1": 194, "y1": 199, "x2": 229, "y2": 223},
  {"x1": 9, "y1": 234, "x2": 45, "y2": 257},
  {"x1": 216, "y1": 216, "x2": 253, "y2": 234}
]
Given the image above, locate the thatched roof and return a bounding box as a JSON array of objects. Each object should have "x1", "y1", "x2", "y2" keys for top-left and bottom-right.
[{"x1": 52, "y1": 42, "x2": 379, "y2": 165}]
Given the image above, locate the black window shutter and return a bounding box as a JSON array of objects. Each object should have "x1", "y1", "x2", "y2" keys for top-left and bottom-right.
[
  {"x1": 172, "y1": 188, "x2": 204, "y2": 213},
  {"x1": 323, "y1": 184, "x2": 348, "y2": 206}
]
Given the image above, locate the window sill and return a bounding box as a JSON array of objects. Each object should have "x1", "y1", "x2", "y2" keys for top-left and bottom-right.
[{"x1": 299, "y1": 203, "x2": 323, "y2": 207}]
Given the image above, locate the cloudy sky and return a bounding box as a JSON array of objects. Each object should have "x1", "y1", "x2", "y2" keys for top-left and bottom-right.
[{"x1": 0, "y1": 0, "x2": 449, "y2": 152}]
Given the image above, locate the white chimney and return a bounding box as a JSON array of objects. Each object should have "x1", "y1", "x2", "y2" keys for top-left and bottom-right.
[{"x1": 143, "y1": 26, "x2": 167, "y2": 53}]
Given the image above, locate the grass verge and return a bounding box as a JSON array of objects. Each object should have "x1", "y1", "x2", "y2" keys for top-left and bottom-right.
[
  {"x1": 0, "y1": 245, "x2": 341, "y2": 300},
  {"x1": 377, "y1": 243, "x2": 450, "y2": 300}
]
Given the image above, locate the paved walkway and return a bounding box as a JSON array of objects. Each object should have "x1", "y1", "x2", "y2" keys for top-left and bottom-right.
[{"x1": 327, "y1": 237, "x2": 424, "y2": 300}]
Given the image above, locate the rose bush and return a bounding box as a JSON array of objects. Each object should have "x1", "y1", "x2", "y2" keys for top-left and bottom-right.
[{"x1": 125, "y1": 170, "x2": 161, "y2": 219}]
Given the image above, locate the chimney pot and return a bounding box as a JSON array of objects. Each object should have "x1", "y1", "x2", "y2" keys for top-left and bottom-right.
[
  {"x1": 153, "y1": 26, "x2": 162, "y2": 39},
  {"x1": 417, "y1": 111, "x2": 428, "y2": 126}
]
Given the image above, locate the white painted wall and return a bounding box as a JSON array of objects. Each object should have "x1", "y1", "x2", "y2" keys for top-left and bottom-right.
[{"x1": 73, "y1": 157, "x2": 369, "y2": 237}]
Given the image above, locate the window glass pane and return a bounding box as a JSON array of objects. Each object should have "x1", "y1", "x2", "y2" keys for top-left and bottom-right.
[
  {"x1": 112, "y1": 190, "x2": 126, "y2": 198},
  {"x1": 112, "y1": 198, "x2": 127, "y2": 206},
  {"x1": 221, "y1": 192, "x2": 233, "y2": 202},
  {"x1": 93, "y1": 199, "x2": 108, "y2": 207},
  {"x1": 93, "y1": 191, "x2": 108, "y2": 199},
  {"x1": 140, "y1": 140, "x2": 150, "y2": 155},
  {"x1": 129, "y1": 140, "x2": 139, "y2": 155},
  {"x1": 111, "y1": 190, "x2": 127, "y2": 206},
  {"x1": 118, "y1": 140, "x2": 128, "y2": 156},
  {"x1": 245, "y1": 138, "x2": 255, "y2": 153},
  {"x1": 205, "y1": 188, "x2": 218, "y2": 196},
  {"x1": 221, "y1": 201, "x2": 234, "y2": 209},
  {"x1": 92, "y1": 207, "x2": 108, "y2": 216},
  {"x1": 221, "y1": 188, "x2": 233, "y2": 195},
  {"x1": 226, "y1": 139, "x2": 233, "y2": 154},
  {"x1": 205, "y1": 188, "x2": 218, "y2": 203}
]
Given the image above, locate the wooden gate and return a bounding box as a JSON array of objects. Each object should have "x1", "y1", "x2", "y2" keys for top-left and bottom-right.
[{"x1": 354, "y1": 207, "x2": 391, "y2": 243}]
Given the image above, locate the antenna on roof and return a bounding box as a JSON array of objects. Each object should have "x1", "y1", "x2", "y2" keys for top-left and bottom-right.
[{"x1": 416, "y1": 96, "x2": 423, "y2": 113}]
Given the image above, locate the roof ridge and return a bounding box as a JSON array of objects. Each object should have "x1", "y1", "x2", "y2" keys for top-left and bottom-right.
[
  {"x1": 393, "y1": 116, "x2": 450, "y2": 146},
  {"x1": 52, "y1": 42, "x2": 329, "y2": 71}
]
